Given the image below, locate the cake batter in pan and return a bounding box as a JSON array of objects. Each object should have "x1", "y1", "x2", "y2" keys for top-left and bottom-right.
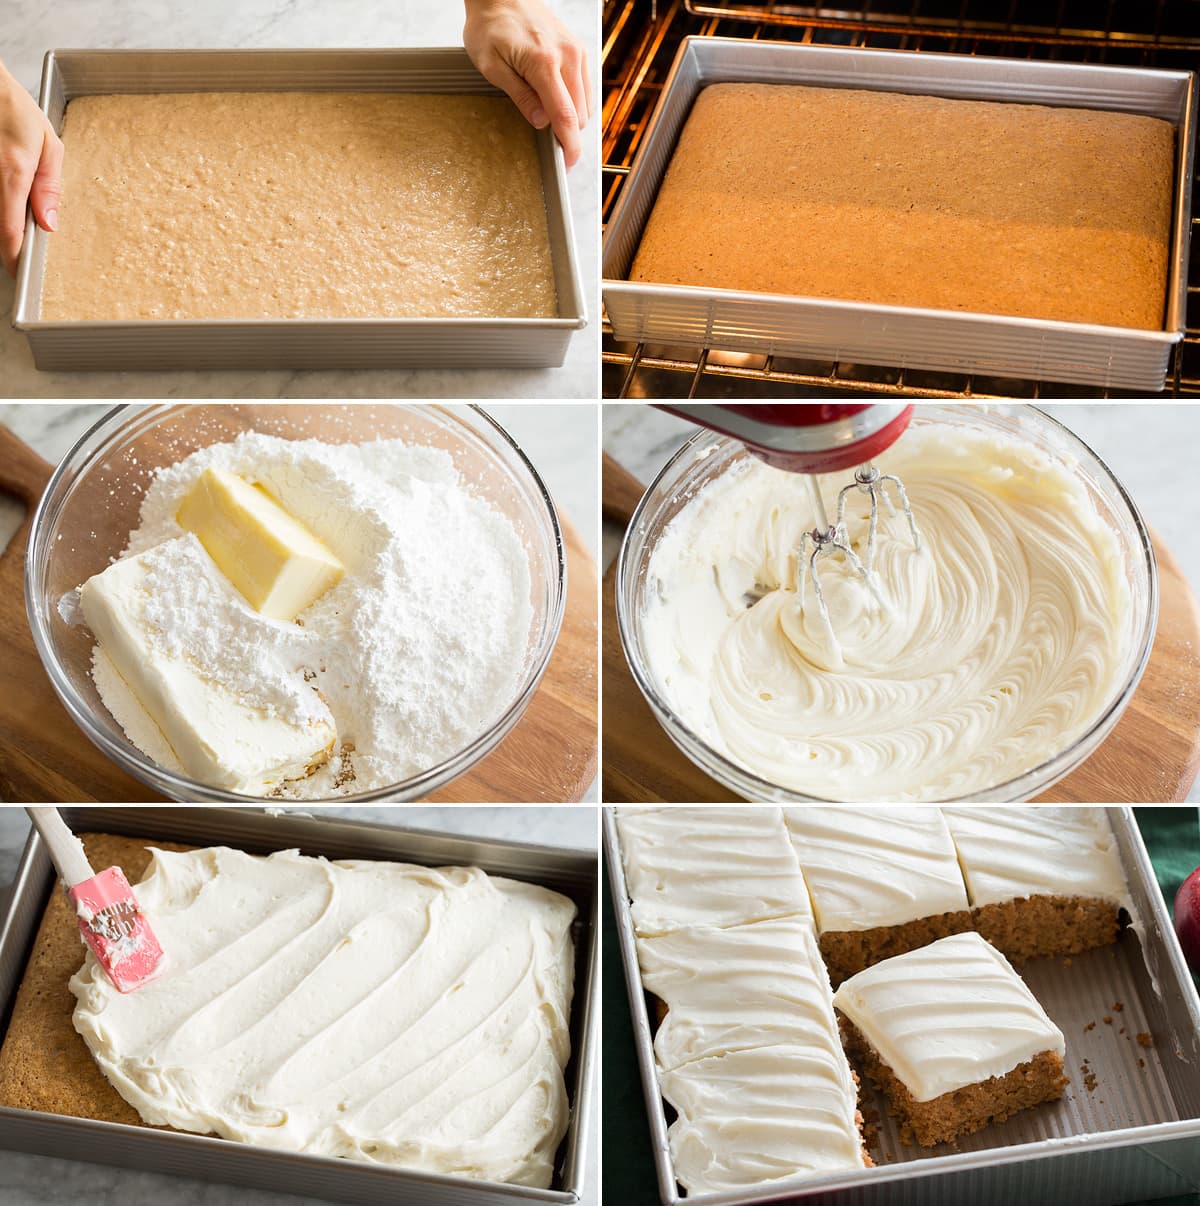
[
  {"x1": 12, "y1": 49, "x2": 587, "y2": 372},
  {"x1": 602, "y1": 39, "x2": 1196, "y2": 391},
  {"x1": 0, "y1": 807, "x2": 598, "y2": 1206},
  {"x1": 604, "y1": 806, "x2": 1200, "y2": 1206}
]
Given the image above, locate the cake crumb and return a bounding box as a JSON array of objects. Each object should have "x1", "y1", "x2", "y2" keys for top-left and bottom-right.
[
  {"x1": 1112, "y1": 1002, "x2": 1124, "y2": 1012},
  {"x1": 1080, "y1": 1061, "x2": 1098, "y2": 1092},
  {"x1": 1103, "y1": 1015, "x2": 1112, "y2": 1025},
  {"x1": 1136, "y1": 1033, "x2": 1154, "y2": 1049},
  {"x1": 1138, "y1": 1058, "x2": 1146, "y2": 1069},
  {"x1": 1084, "y1": 1021, "x2": 1096, "y2": 1032}
]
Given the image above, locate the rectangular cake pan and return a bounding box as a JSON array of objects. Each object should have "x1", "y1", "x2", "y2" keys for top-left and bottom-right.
[
  {"x1": 604, "y1": 806, "x2": 1200, "y2": 1206},
  {"x1": 12, "y1": 49, "x2": 587, "y2": 371},
  {"x1": 0, "y1": 807, "x2": 598, "y2": 1206},
  {"x1": 602, "y1": 38, "x2": 1197, "y2": 391}
]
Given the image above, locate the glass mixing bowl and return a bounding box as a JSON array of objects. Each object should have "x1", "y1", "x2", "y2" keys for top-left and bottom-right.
[
  {"x1": 26, "y1": 403, "x2": 565, "y2": 802},
  {"x1": 616, "y1": 404, "x2": 1158, "y2": 803}
]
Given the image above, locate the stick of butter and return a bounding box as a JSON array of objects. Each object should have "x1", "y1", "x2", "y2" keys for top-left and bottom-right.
[{"x1": 176, "y1": 467, "x2": 344, "y2": 621}]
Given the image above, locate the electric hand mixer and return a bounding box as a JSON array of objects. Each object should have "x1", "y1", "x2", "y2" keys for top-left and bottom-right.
[{"x1": 656, "y1": 404, "x2": 924, "y2": 643}]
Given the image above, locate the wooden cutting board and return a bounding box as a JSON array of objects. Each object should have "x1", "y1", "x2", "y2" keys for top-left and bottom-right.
[
  {"x1": 602, "y1": 454, "x2": 1200, "y2": 803},
  {"x1": 0, "y1": 424, "x2": 597, "y2": 804}
]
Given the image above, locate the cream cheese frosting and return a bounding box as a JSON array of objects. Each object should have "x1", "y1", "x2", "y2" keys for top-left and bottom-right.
[
  {"x1": 636, "y1": 916, "x2": 852, "y2": 1074},
  {"x1": 615, "y1": 806, "x2": 811, "y2": 935},
  {"x1": 69, "y1": 847, "x2": 575, "y2": 1188},
  {"x1": 941, "y1": 806, "x2": 1130, "y2": 909},
  {"x1": 783, "y1": 807, "x2": 968, "y2": 933},
  {"x1": 641, "y1": 423, "x2": 1132, "y2": 801},
  {"x1": 832, "y1": 932, "x2": 1065, "y2": 1102},
  {"x1": 662, "y1": 1043, "x2": 867, "y2": 1193}
]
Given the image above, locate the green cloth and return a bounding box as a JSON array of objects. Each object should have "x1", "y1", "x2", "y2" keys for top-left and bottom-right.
[{"x1": 603, "y1": 808, "x2": 1200, "y2": 1206}]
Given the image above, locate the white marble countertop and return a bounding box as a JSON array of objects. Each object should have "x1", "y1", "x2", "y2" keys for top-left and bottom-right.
[
  {"x1": 0, "y1": 0, "x2": 598, "y2": 399},
  {"x1": 603, "y1": 401, "x2": 1200, "y2": 803},
  {"x1": 0, "y1": 804, "x2": 597, "y2": 1206},
  {"x1": 0, "y1": 401, "x2": 599, "y2": 801}
]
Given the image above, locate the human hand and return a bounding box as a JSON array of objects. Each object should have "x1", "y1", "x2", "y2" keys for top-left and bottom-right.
[
  {"x1": 463, "y1": 0, "x2": 590, "y2": 168},
  {"x1": 0, "y1": 62, "x2": 63, "y2": 277}
]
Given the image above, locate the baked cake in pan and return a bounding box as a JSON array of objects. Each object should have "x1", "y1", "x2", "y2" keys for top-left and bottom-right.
[
  {"x1": 629, "y1": 83, "x2": 1174, "y2": 330},
  {"x1": 0, "y1": 832, "x2": 577, "y2": 1189}
]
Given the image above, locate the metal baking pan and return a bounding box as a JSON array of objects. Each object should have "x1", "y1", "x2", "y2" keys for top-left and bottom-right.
[
  {"x1": 604, "y1": 806, "x2": 1200, "y2": 1206},
  {"x1": 0, "y1": 807, "x2": 598, "y2": 1206},
  {"x1": 12, "y1": 49, "x2": 587, "y2": 372},
  {"x1": 602, "y1": 38, "x2": 1197, "y2": 392}
]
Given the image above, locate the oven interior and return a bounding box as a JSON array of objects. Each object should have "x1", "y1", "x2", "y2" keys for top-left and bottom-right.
[{"x1": 602, "y1": 0, "x2": 1200, "y2": 398}]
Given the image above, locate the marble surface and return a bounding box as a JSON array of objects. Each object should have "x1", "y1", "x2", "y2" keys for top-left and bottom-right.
[
  {"x1": 0, "y1": 804, "x2": 597, "y2": 1206},
  {"x1": 0, "y1": 401, "x2": 599, "y2": 801},
  {"x1": 0, "y1": 0, "x2": 598, "y2": 399},
  {"x1": 603, "y1": 401, "x2": 1200, "y2": 802}
]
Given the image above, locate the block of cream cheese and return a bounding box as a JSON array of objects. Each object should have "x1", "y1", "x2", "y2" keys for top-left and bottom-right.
[
  {"x1": 176, "y1": 467, "x2": 344, "y2": 621},
  {"x1": 80, "y1": 540, "x2": 336, "y2": 793}
]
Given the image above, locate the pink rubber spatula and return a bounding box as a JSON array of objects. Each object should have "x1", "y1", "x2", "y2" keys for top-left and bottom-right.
[{"x1": 26, "y1": 807, "x2": 165, "y2": 993}]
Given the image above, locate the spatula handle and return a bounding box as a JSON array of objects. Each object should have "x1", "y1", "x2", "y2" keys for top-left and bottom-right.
[{"x1": 26, "y1": 807, "x2": 95, "y2": 889}]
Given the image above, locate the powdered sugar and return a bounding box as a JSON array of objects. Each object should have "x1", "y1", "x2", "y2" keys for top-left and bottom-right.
[{"x1": 96, "y1": 431, "x2": 533, "y2": 797}]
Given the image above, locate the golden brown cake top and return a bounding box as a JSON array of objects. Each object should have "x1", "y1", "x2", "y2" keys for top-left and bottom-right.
[{"x1": 630, "y1": 82, "x2": 1174, "y2": 330}]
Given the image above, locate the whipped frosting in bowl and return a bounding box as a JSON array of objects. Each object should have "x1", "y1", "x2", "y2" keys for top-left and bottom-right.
[{"x1": 619, "y1": 405, "x2": 1156, "y2": 803}]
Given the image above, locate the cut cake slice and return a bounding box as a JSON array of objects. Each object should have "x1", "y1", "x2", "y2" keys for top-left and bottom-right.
[
  {"x1": 615, "y1": 806, "x2": 811, "y2": 936},
  {"x1": 941, "y1": 807, "x2": 1130, "y2": 961},
  {"x1": 638, "y1": 916, "x2": 869, "y2": 1192},
  {"x1": 833, "y1": 932, "x2": 1068, "y2": 1147},
  {"x1": 783, "y1": 806, "x2": 972, "y2": 984}
]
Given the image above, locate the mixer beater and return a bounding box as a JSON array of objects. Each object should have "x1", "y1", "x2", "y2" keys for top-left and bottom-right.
[
  {"x1": 657, "y1": 404, "x2": 924, "y2": 647},
  {"x1": 798, "y1": 464, "x2": 923, "y2": 656}
]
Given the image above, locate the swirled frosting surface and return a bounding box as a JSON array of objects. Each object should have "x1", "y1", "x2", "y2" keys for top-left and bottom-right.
[
  {"x1": 638, "y1": 919, "x2": 864, "y2": 1190},
  {"x1": 942, "y1": 806, "x2": 1129, "y2": 908},
  {"x1": 642, "y1": 424, "x2": 1132, "y2": 800},
  {"x1": 783, "y1": 806, "x2": 968, "y2": 932},
  {"x1": 70, "y1": 847, "x2": 575, "y2": 1187},
  {"x1": 615, "y1": 806, "x2": 810, "y2": 934},
  {"x1": 832, "y1": 932, "x2": 1064, "y2": 1101}
]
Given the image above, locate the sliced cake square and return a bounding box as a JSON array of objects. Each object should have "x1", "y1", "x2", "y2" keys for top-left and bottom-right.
[
  {"x1": 616, "y1": 806, "x2": 811, "y2": 936},
  {"x1": 833, "y1": 932, "x2": 1068, "y2": 1147},
  {"x1": 783, "y1": 807, "x2": 972, "y2": 984},
  {"x1": 637, "y1": 917, "x2": 868, "y2": 1192},
  {"x1": 942, "y1": 807, "x2": 1129, "y2": 961}
]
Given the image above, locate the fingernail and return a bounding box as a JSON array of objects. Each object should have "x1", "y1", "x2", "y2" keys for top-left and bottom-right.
[
  {"x1": 45, "y1": 209, "x2": 58, "y2": 231},
  {"x1": 530, "y1": 107, "x2": 547, "y2": 127}
]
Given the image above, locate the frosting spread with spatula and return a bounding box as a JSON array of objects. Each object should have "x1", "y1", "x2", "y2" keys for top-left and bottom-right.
[{"x1": 70, "y1": 846, "x2": 575, "y2": 1187}]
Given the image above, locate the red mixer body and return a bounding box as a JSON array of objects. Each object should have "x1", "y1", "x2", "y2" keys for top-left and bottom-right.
[{"x1": 656, "y1": 404, "x2": 914, "y2": 473}]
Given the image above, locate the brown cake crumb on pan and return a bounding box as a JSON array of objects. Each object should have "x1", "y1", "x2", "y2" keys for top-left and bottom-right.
[{"x1": 0, "y1": 833, "x2": 194, "y2": 1126}]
